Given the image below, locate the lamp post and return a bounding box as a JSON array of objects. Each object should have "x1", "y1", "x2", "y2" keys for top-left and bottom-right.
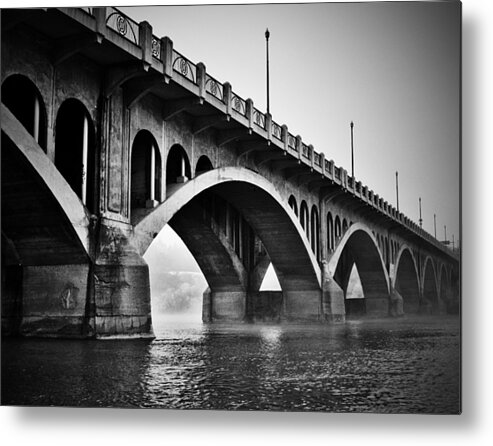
[
  {"x1": 350, "y1": 121, "x2": 354, "y2": 179},
  {"x1": 419, "y1": 197, "x2": 422, "y2": 228},
  {"x1": 395, "y1": 171, "x2": 399, "y2": 212},
  {"x1": 265, "y1": 28, "x2": 270, "y2": 115},
  {"x1": 434, "y1": 213, "x2": 437, "y2": 238}
]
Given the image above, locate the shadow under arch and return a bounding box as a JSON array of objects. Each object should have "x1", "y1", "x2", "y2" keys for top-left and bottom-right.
[
  {"x1": 130, "y1": 129, "x2": 162, "y2": 211},
  {"x1": 438, "y1": 263, "x2": 450, "y2": 304},
  {"x1": 422, "y1": 256, "x2": 439, "y2": 313},
  {"x1": 392, "y1": 245, "x2": 420, "y2": 314},
  {"x1": 132, "y1": 167, "x2": 321, "y2": 320},
  {"x1": 1, "y1": 104, "x2": 91, "y2": 265},
  {"x1": 327, "y1": 222, "x2": 390, "y2": 317},
  {"x1": 55, "y1": 98, "x2": 97, "y2": 213}
]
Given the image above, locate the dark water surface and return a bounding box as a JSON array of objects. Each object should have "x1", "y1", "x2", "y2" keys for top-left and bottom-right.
[{"x1": 1, "y1": 316, "x2": 460, "y2": 413}]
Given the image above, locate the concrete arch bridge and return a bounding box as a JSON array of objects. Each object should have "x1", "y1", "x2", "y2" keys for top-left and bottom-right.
[{"x1": 1, "y1": 7, "x2": 459, "y2": 338}]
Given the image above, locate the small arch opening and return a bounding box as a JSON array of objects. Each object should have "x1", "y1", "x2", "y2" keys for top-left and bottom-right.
[
  {"x1": 327, "y1": 212, "x2": 334, "y2": 253},
  {"x1": 310, "y1": 205, "x2": 320, "y2": 259},
  {"x1": 195, "y1": 155, "x2": 213, "y2": 176},
  {"x1": 288, "y1": 195, "x2": 298, "y2": 217},
  {"x1": 130, "y1": 130, "x2": 162, "y2": 210},
  {"x1": 335, "y1": 216, "x2": 341, "y2": 242},
  {"x1": 167, "y1": 144, "x2": 191, "y2": 184},
  {"x1": 2, "y1": 74, "x2": 47, "y2": 152},
  {"x1": 300, "y1": 200, "x2": 309, "y2": 238},
  {"x1": 54, "y1": 98, "x2": 97, "y2": 213}
]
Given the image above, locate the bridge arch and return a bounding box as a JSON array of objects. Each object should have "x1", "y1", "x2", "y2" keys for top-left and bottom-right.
[
  {"x1": 130, "y1": 129, "x2": 162, "y2": 210},
  {"x1": 422, "y1": 256, "x2": 439, "y2": 312},
  {"x1": 166, "y1": 144, "x2": 191, "y2": 184},
  {"x1": 2, "y1": 74, "x2": 48, "y2": 152},
  {"x1": 132, "y1": 167, "x2": 321, "y2": 298},
  {"x1": 328, "y1": 223, "x2": 390, "y2": 317},
  {"x1": 195, "y1": 155, "x2": 213, "y2": 176},
  {"x1": 392, "y1": 245, "x2": 420, "y2": 313},
  {"x1": 1, "y1": 104, "x2": 90, "y2": 263},
  {"x1": 55, "y1": 98, "x2": 97, "y2": 213}
]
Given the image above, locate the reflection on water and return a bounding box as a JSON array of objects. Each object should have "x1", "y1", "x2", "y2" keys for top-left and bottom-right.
[{"x1": 1, "y1": 315, "x2": 460, "y2": 413}]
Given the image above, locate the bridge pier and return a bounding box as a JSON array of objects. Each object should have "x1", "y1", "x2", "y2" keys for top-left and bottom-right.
[
  {"x1": 321, "y1": 271, "x2": 346, "y2": 323},
  {"x1": 92, "y1": 219, "x2": 154, "y2": 339},
  {"x1": 281, "y1": 289, "x2": 323, "y2": 322},
  {"x1": 19, "y1": 264, "x2": 92, "y2": 338}
]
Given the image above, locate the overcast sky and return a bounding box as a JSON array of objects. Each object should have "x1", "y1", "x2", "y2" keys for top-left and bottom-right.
[{"x1": 124, "y1": 1, "x2": 460, "y2": 246}]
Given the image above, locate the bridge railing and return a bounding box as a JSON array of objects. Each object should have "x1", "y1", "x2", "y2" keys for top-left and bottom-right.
[
  {"x1": 151, "y1": 34, "x2": 161, "y2": 60},
  {"x1": 231, "y1": 92, "x2": 247, "y2": 116},
  {"x1": 105, "y1": 7, "x2": 140, "y2": 46},
  {"x1": 172, "y1": 49, "x2": 197, "y2": 84},
  {"x1": 253, "y1": 107, "x2": 265, "y2": 129},
  {"x1": 205, "y1": 73, "x2": 225, "y2": 103},
  {"x1": 72, "y1": 6, "x2": 456, "y2": 260}
]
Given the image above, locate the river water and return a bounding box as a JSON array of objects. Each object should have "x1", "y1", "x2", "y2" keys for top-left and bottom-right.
[{"x1": 1, "y1": 315, "x2": 460, "y2": 413}]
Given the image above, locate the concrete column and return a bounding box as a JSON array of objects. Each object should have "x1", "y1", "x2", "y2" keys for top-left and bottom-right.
[
  {"x1": 390, "y1": 286, "x2": 404, "y2": 317},
  {"x1": 33, "y1": 95, "x2": 40, "y2": 144},
  {"x1": 224, "y1": 82, "x2": 232, "y2": 117},
  {"x1": 196, "y1": 62, "x2": 206, "y2": 100},
  {"x1": 139, "y1": 21, "x2": 152, "y2": 69},
  {"x1": 202, "y1": 287, "x2": 212, "y2": 322},
  {"x1": 321, "y1": 260, "x2": 345, "y2": 322},
  {"x1": 93, "y1": 219, "x2": 154, "y2": 339},
  {"x1": 161, "y1": 36, "x2": 173, "y2": 83},
  {"x1": 319, "y1": 198, "x2": 327, "y2": 261},
  {"x1": 81, "y1": 113, "x2": 89, "y2": 205},
  {"x1": 149, "y1": 144, "x2": 155, "y2": 200},
  {"x1": 146, "y1": 144, "x2": 158, "y2": 208}
]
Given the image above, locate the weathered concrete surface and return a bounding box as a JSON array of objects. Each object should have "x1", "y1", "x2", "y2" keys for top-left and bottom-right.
[
  {"x1": 20, "y1": 264, "x2": 91, "y2": 337},
  {"x1": 282, "y1": 290, "x2": 322, "y2": 321},
  {"x1": 390, "y1": 288, "x2": 404, "y2": 317},
  {"x1": 322, "y1": 262, "x2": 345, "y2": 322},
  {"x1": 210, "y1": 290, "x2": 247, "y2": 322},
  {"x1": 93, "y1": 219, "x2": 154, "y2": 339},
  {"x1": 250, "y1": 291, "x2": 283, "y2": 322}
]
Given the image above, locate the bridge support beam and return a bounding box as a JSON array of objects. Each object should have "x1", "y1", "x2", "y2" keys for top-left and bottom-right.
[
  {"x1": 390, "y1": 287, "x2": 404, "y2": 317},
  {"x1": 92, "y1": 219, "x2": 154, "y2": 339},
  {"x1": 322, "y1": 261, "x2": 345, "y2": 323},
  {"x1": 202, "y1": 287, "x2": 247, "y2": 322},
  {"x1": 281, "y1": 289, "x2": 323, "y2": 321}
]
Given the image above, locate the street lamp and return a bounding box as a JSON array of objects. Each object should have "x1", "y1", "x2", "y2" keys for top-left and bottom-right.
[{"x1": 265, "y1": 28, "x2": 270, "y2": 115}]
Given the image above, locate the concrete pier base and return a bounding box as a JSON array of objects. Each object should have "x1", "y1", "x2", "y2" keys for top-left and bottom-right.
[
  {"x1": 322, "y1": 262, "x2": 345, "y2": 323},
  {"x1": 93, "y1": 263, "x2": 154, "y2": 339},
  {"x1": 19, "y1": 264, "x2": 92, "y2": 338},
  {"x1": 92, "y1": 219, "x2": 154, "y2": 339},
  {"x1": 209, "y1": 289, "x2": 247, "y2": 322},
  {"x1": 282, "y1": 289, "x2": 322, "y2": 321},
  {"x1": 365, "y1": 297, "x2": 390, "y2": 317},
  {"x1": 390, "y1": 288, "x2": 404, "y2": 317}
]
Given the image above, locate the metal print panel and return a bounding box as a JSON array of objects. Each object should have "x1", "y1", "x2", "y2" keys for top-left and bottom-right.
[{"x1": 1, "y1": 1, "x2": 460, "y2": 413}]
